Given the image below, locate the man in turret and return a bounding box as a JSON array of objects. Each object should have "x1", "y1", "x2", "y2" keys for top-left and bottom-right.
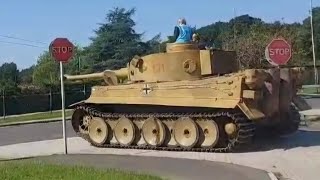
[{"x1": 174, "y1": 18, "x2": 193, "y2": 43}]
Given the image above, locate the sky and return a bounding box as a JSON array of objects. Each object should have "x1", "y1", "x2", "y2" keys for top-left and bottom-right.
[{"x1": 1, "y1": 0, "x2": 320, "y2": 70}]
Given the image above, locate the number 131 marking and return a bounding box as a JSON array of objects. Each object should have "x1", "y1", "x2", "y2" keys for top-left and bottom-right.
[{"x1": 152, "y1": 64, "x2": 165, "y2": 73}]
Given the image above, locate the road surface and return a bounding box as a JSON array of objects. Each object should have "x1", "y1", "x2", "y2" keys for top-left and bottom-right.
[
  {"x1": 305, "y1": 98, "x2": 320, "y2": 108},
  {"x1": 0, "y1": 122, "x2": 275, "y2": 180},
  {"x1": 1, "y1": 121, "x2": 319, "y2": 179},
  {"x1": 0, "y1": 121, "x2": 76, "y2": 146}
]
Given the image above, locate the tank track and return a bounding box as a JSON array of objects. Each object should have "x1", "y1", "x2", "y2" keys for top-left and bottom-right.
[
  {"x1": 273, "y1": 104, "x2": 302, "y2": 136},
  {"x1": 72, "y1": 105, "x2": 256, "y2": 153}
]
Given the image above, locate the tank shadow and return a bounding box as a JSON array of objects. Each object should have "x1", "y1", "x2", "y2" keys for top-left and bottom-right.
[{"x1": 237, "y1": 128, "x2": 320, "y2": 153}]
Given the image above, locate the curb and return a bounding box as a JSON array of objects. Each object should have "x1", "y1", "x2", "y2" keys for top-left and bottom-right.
[
  {"x1": 0, "y1": 153, "x2": 64, "y2": 162},
  {"x1": 0, "y1": 110, "x2": 72, "y2": 119},
  {"x1": 268, "y1": 172, "x2": 279, "y2": 180},
  {"x1": 0, "y1": 117, "x2": 71, "y2": 127},
  {"x1": 0, "y1": 156, "x2": 38, "y2": 162}
]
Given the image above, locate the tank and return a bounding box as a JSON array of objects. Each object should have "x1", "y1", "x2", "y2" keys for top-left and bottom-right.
[{"x1": 65, "y1": 43, "x2": 310, "y2": 152}]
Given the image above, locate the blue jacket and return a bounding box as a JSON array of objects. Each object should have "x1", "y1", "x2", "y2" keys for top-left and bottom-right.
[{"x1": 175, "y1": 25, "x2": 193, "y2": 43}]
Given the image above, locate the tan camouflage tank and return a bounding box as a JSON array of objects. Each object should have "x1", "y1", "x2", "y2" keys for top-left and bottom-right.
[{"x1": 64, "y1": 43, "x2": 310, "y2": 152}]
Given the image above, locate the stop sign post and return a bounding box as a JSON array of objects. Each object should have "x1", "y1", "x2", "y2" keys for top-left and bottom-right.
[
  {"x1": 265, "y1": 38, "x2": 292, "y2": 66},
  {"x1": 49, "y1": 38, "x2": 75, "y2": 154}
]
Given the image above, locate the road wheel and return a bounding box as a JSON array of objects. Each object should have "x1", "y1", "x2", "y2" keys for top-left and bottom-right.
[
  {"x1": 196, "y1": 119, "x2": 219, "y2": 148},
  {"x1": 142, "y1": 117, "x2": 166, "y2": 147},
  {"x1": 114, "y1": 117, "x2": 136, "y2": 146},
  {"x1": 88, "y1": 117, "x2": 109, "y2": 145},
  {"x1": 173, "y1": 117, "x2": 199, "y2": 148}
]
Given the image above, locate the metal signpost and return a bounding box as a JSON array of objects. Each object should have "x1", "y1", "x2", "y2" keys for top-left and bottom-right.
[
  {"x1": 310, "y1": 0, "x2": 318, "y2": 84},
  {"x1": 2, "y1": 89, "x2": 5, "y2": 120},
  {"x1": 49, "y1": 38, "x2": 75, "y2": 154},
  {"x1": 265, "y1": 38, "x2": 292, "y2": 66}
]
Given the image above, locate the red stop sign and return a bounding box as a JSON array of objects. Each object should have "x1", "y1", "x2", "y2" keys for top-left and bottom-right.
[
  {"x1": 265, "y1": 38, "x2": 292, "y2": 66},
  {"x1": 49, "y1": 38, "x2": 74, "y2": 63}
]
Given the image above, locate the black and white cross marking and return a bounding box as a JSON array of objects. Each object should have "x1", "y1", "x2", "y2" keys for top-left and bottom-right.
[{"x1": 142, "y1": 83, "x2": 152, "y2": 95}]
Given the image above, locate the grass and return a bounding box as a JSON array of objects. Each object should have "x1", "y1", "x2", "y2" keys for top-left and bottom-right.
[
  {"x1": 0, "y1": 110, "x2": 73, "y2": 125},
  {"x1": 0, "y1": 161, "x2": 163, "y2": 180}
]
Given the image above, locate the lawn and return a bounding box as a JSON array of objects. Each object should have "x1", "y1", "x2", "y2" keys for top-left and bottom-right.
[
  {"x1": 0, "y1": 110, "x2": 73, "y2": 125},
  {"x1": 0, "y1": 161, "x2": 163, "y2": 180}
]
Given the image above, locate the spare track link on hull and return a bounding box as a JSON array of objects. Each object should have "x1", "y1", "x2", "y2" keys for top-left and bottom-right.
[{"x1": 72, "y1": 105, "x2": 256, "y2": 153}]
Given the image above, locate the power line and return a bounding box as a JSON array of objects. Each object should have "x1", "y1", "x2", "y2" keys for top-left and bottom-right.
[
  {"x1": 0, "y1": 34, "x2": 47, "y2": 45},
  {"x1": 0, "y1": 40, "x2": 46, "y2": 49}
]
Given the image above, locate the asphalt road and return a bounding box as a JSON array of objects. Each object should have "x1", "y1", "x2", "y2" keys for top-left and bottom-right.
[
  {"x1": 18, "y1": 154, "x2": 272, "y2": 180},
  {"x1": 305, "y1": 98, "x2": 320, "y2": 108},
  {"x1": 0, "y1": 121, "x2": 76, "y2": 146},
  {"x1": 0, "y1": 121, "x2": 275, "y2": 180}
]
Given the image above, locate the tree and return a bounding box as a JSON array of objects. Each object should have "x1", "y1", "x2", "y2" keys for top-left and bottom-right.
[
  {"x1": 0, "y1": 62, "x2": 19, "y2": 94},
  {"x1": 297, "y1": 7, "x2": 320, "y2": 65},
  {"x1": 18, "y1": 65, "x2": 35, "y2": 85},
  {"x1": 84, "y1": 7, "x2": 149, "y2": 71},
  {"x1": 32, "y1": 43, "x2": 87, "y2": 91},
  {"x1": 17, "y1": 65, "x2": 37, "y2": 94},
  {"x1": 8, "y1": 6, "x2": 320, "y2": 93},
  {"x1": 32, "y1": 51, "x2": 60, "y2": 91},
  {"x1": 64, "y1": 45, "x2": 89, "y2": 75},
  {"x1": 196, "y1": 13, "x2": 309, "y2": 68},
  {"x1": 196, "y1": 21, "x2": 231, "y2": 49}
]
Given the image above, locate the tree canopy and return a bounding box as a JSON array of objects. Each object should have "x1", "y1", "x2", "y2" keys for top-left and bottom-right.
[
  {"x1": 1, "y1": 6, "x2": 320, "y2": 95},
  {"x1": 83, "y1": 7, "x2": 161, "y2": 71}
]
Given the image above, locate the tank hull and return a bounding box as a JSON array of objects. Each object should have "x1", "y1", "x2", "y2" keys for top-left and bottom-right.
[{"x1": 69, "y1": 68, "x2": 305, "y2": 152}]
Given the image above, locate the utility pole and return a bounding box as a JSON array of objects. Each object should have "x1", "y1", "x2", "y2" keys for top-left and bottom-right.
[
  {"x1": 78, "y1": 56, "x2": 81, "y2": 75},
  {"x1": 310, "y1": 0, "x2": 318, "y2": 84},
  {"x1": 233, "y1": 8, "x2": 241, "y2": 69},
  {"x1": 233, "y1": 8, "x2": 237, "y2": 49},
  {"x1": 2, "y1": 89, "x2": 5, "y2": 120}
]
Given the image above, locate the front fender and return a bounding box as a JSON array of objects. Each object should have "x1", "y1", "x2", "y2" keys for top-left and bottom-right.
[{"x1": 69, "y1": 100, "x2": 86, "y2": 108}]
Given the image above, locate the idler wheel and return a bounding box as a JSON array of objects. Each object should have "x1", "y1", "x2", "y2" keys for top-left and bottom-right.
[
  {"x1": 71, "y1": 109, "x2": 90, "y2": 135},
  {"x1": 197, "y1": 120, "x2": 219, "y2": 148},
  {"x1": 80, "y1": 115, "x2": 91, "y2": 134},
  {"x1": 142, "y1": 117, "x2": 166, "y2": 147},
  {"x1": 173, "y1": 117, "x2": 199, "y2": 148},
  {"x1": 114, "y1": 117, "x2": 136, "y2": 146},
  {"x1": 88, "y1": 117, "x2": 109, "y2": 145}
]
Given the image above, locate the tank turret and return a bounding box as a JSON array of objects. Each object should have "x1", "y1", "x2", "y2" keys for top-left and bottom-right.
[
  {"x1": 126, "y1": 43, "x2": 239, "y2": 83},
  {"x1": 65, "y1": 43, "x2": 239, "y2": 85}
]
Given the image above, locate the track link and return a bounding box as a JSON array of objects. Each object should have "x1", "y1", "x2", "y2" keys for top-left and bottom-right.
[{"x1": 72, "y1": 105, "x2": 256, "y2": 153}]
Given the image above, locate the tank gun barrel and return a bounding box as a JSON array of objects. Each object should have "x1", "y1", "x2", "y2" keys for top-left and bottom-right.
[
  {"x1": 64, "y1": 68, "x2": 128, "y2": 85},
  {"x1": 64, "y1": 72, "x2": 105, "y2": 81}
]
